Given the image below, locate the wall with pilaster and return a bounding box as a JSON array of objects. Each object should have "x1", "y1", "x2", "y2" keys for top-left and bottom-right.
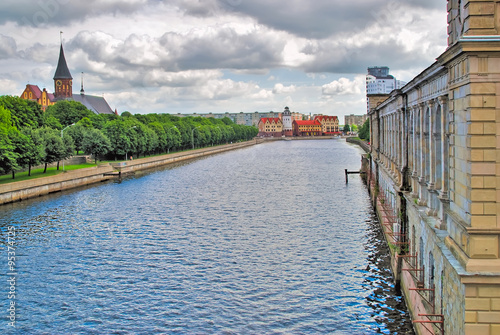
[{"x1": 365, "y1": 1, "x2": 500, "y2": 334}]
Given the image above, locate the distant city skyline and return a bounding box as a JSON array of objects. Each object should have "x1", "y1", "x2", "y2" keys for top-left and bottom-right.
[{"x1": 0, "y1": 0, "x2": 447, "y2": 118}]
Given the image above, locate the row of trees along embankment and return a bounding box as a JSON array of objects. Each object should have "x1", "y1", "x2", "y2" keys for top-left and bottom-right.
[{"x1": 0, "y1": 96, "x2": 258, "y2": 179}]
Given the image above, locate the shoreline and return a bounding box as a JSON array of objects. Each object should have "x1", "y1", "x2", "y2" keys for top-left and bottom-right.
[
  {"x1": 0, "y1": 139, "x2": 262, "y2": 206},
  {"x1": 0, "y1": 136, "x2": 352, "y2": 206}
]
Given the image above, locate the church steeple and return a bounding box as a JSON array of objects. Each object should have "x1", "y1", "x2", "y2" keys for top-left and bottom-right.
[
  {"x1": 53, "y1": 42, "x2": 73, "y2": 99},
  {"x1": 80, "y1": 72, "x2": 85, "y2": 95}
]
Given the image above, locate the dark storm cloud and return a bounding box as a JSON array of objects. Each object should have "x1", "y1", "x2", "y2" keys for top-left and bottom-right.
[
  {"x1": 0, "y1": 0, "x2": 445, "y2": 39},
  {"x1": 216, "y1": 0, "x2": 446, "y2": 39},
  {"x1": 0, "y1": 35, "x2": 17, "y2": 59},
  {"x1": 0, "y1": 0, "x2": 147, "y2": 27},
  {"x1": 158, "y1": 27, "x2": 285, "y2": 71},
  {"x1": 300, "y1": 36, "x2": 440, "y2": 74},
  {"x1": 65, "y1": 27, "x2": 285, "y2": 75}
]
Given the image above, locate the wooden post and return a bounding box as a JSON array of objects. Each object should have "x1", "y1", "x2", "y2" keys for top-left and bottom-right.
[{"x1": 345, "y1": 169, "x2": 348, "y2": 183}]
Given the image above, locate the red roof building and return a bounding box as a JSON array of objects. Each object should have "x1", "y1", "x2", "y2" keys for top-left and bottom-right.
[
  {"x1": 314, "y1": 115, "x2": 340, "y2": 134},
  {"x1": 293, "y1": 119, "x2": 322, "y2": 136},
  {"x1": 20, "y1": 42, "x2": 114, "y2": 114},
  {"x1": 258, "y1": 117, "x2": 283, "y2": 137},
  {"x1": 20, "y1": 84, "x2": 55, "y2": 111}
]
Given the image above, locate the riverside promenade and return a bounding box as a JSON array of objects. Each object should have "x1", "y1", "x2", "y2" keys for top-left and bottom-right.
[{"x1": 0, "y1": 139, "x2": 261, "y2": 206}]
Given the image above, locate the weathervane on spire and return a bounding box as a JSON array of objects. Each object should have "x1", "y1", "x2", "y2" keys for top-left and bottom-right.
[
  {"x1": 80, "y1": 72, "x2": 85, "y2": 95},
  {"x1": 60, "y1": 31, "x2": 63, "y2": 44}
]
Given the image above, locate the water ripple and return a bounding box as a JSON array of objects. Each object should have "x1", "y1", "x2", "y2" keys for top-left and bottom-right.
[{"x1": 1, "y1": 140, "x2": 413, "y2": 334}]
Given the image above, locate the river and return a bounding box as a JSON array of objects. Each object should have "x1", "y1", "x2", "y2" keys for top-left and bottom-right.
[{"x1": 1, "y1": 139, "x2": 414, "y2": 334}]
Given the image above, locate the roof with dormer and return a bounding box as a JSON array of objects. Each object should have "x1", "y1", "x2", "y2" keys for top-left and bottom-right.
[
  {"x1": 259, "y1": 117, "x2": 282, "y2": 124},
  {"x1": 53, "y1": 44, "x2": 73, "y2": 80},
  {"x1": 314, "y1": 115, "x2": 338, "y2": 122},
  {"x1": 26, "y1": 84, "x2": 42, "y2": 99}
]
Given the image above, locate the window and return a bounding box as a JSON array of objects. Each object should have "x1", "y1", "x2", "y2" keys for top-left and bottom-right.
[
  {"x1": 419, "y1": 237, "x2": 425, "y2": 285},
  {"x1": 429, "y1": 252, "x2": 435, "y2": 288}
]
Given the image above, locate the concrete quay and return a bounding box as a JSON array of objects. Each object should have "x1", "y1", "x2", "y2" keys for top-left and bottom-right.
[{"x1": 0, "y1": 140, "x2": 260, "y2": 206}]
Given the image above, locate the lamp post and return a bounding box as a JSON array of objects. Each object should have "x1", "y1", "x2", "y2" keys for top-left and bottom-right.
[
  {"x1": 61, "y1": 123, "x2": 75, "y2": 171},
  {"x1": 125, "y1": 126, "x2": 137, "y2": 161},
  {"x1": 191, "y1": 126, "x2": 201, "y2": 150}
]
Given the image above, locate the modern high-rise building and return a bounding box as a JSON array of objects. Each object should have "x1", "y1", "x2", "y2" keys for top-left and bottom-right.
[
  {"x1": 366, "y1": 66, "x2": 406, "y2": 94},
  {"x1": 366, "y1": 66, "x2": 406, "y2": 113}
]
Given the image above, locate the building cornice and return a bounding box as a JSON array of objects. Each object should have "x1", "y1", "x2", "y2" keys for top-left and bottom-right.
[{"x1": 438, "y1": 37, "x2": 500, "y2": 65}]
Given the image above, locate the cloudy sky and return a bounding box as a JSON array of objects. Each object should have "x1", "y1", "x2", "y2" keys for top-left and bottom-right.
[{"x1": 0, "y1": 0, "x2": 448, "y2": 121}]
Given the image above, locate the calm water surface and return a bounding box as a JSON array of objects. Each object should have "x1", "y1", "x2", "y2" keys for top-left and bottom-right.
[{"x1": 0, "y1": 139, "x2": 414, "y2": 334}]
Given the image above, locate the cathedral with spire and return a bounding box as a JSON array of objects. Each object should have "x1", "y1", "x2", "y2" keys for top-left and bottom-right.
[{"x1": 20, "y1": 41, "x2": 115, "y2": 114}]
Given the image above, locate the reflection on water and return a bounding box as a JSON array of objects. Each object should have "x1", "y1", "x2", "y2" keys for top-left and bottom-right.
[{"x1": 0, "y1": 139, "x2": 414, "y2": 334}]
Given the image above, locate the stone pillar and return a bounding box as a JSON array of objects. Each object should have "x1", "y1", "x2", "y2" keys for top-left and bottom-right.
[
  {"x1": 438, "y1": 95, "x2": 449, "y2": 199},
  {"x1": 411, "y1": 106, "x2": 419, "y2": 198},
  {"x1": 418, "y1": 102, "x2": 427, "y2": 205},
  {"x1": 419, "y1": 102, "x2": 426, "y2": 184},
  {"x1": 427, "y1": 99, "x2": 436, "y2": 189}
]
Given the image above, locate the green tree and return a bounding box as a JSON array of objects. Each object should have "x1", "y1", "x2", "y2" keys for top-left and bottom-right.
[
  {"x1": 45, "y1": 100, "x2": 94, "y2": 126},
  {"x1": 89, "y1": 114, "x2": 106, "y2": 129},
  {"x1": 174, "y1": 122, "x2": 192, "y2": 149},
  {"x1": 164, "y1": 124, "x2": 181, "y2": 153},
  {"x1": 67, "y1": 124, "x2": 88, "y2": 154},
  {"x1": 149, "y1": 122, "x2": 168, "y2": 153},
  {"x1": 103, "y1": 119, "x2": 130, "y2": 160},
  {"x1": 18, "y1": 128, "x2": 45, "y2": 176},
  {"x1": 343, "y1": 124, "x2": 350, "y2": 134},
  {"x1": 358, "y1": 119, "x2": 370, "y2": 141},
  {"x1": 35, "y1": 127, "x2": 67, "y2": 173},
  {"x1": 10, "y1": 130, "x2": 32, "y2": 179},
  {"x1": 82, "y1": 128, "x2": 111, "y2": 164},
  {"x1": 0, "y1": 106, "x2": 19, "y2": 176},
  {"x1": 42, "y1": 115, "x2": 63, "y2": 130},
  {"x1": 0, "y1": 96, "x2": 44, "y2": 129}
]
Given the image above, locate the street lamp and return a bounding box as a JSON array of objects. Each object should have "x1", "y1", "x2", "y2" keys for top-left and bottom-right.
[
  {"x1": 191, "y1": 126, "x2": 201, "y2": 150},
  {"x1": 61, "y1": 123, "x2": 75, "y2": 171},
  {"x1": 125, "y1": 126, "x2": 137, "y2": 161}
]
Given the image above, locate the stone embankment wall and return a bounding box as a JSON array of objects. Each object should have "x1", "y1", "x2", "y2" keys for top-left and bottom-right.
[
  {"x1": 0, "y1": 140, "x2": 259, "y2": 206},
  {"x1": 0, "y1": 164, "x2": 115, "y2": 205},
  {"x1": 345, "y1": 137, "x2": 370, "y2": 153},
  {"x1": 111, "y1": 140, "x2": 258, "y2": 175}
]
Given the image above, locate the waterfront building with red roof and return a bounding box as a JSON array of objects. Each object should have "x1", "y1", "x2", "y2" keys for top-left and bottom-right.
[
  {"x1": 314, "y1": 115, "x2": 340, "y2": 135},
  {"x1": 292, "y1": 119, "x2": 322, "y2": 136},
  {"x1": 258, "y1": 117, "x2": 283, "y2": 137}
]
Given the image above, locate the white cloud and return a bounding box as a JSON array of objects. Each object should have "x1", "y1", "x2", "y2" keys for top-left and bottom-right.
[
  {"x1": 322, "y1": 76, "x2": 363, "y2": 96},
  {"x1": 272, "y1": 83, "x2": 296, "y2": 94},
  {"x1": 0, "y1": 0, "x2": 450, "y2": 117}
]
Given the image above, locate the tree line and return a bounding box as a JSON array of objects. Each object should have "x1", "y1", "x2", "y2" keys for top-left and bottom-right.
[
  {"x1": 0, "y1": 96, "x2": 258, "y2": 179},
  {"x1": 343, "y1": 118, "x2": 370, "y2": 141}
]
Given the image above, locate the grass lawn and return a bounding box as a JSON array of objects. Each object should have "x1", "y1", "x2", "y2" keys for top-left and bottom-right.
[{"x1": 0, "y1": 163, "x2": 98, "y2": 185}]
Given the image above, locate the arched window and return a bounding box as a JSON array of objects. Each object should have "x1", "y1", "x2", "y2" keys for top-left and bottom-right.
[
  {"x1": 429, "y1": 252, "x2": 435, "y2": 288},
  {"x1": 411, "y1": 226, "x2": 416, "y2": 267},
  {"x1": 419, "y1": 237, "x2": 425, "y2": 286}
]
